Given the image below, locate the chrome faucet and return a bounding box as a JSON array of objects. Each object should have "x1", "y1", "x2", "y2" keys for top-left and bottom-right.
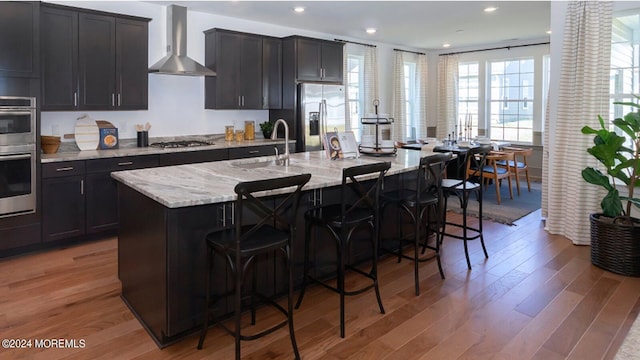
[{"x1": 271, "y1": 119, "x2": 290, "y2": 165}]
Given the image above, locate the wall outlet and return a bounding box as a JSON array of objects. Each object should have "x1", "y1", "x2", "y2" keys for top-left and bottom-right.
[
  {"x1": 119, "y1": 122, "x2": 126, "y2": 134},
  {"x1": 52, "y1": 124, "x2": 60, "y2": 135}
]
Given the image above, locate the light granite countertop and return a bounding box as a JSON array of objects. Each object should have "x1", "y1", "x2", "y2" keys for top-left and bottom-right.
[
  {"x1": 40, "y1": 134, "x2": 285, "y2": 163},
  {"x1": 111, "y1": 149, "x2": 434, "y2": 208}
]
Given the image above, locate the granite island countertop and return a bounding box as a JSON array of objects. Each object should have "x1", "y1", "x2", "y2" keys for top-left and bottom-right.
[
  {"x1": 111, "y1": 149, "x2": 433, "y2": 208},
  {"x1": 40, "y1": 136, "x2": 286, "y2": 163}
]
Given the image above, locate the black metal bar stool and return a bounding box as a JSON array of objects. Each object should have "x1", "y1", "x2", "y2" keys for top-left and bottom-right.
[
  {"x1": 381, "y1": 152, "x2": 452, "y2": 295},
  {"x1": 440, "y1": 145, "x2": 492, "y2": 270},
  {"x1": 295, "y1": 161, "x2": 391, "y2": 338},
  {"x1": 197, "y1": 173, "x2": 311, "y2": 360}
]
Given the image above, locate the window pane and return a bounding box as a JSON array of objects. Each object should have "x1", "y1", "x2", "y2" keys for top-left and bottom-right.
[
  {"x1": 347, "y1": 54, "x2": 364, "y2": 139},
  {"x1": 489, "y1": 57, "x2": 535, "y2": 142},
  {"x1": 457, "y1": 62, "x2": 479, "y2": 139},
  {"x1": 610, "y1": 10, "x2": 640, "y2": 150}
]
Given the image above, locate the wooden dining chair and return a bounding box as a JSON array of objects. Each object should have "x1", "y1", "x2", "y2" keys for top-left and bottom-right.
[
  {"x1": 496, "y1": 146, "x2": 533, "y2": 196},
  {"x1": 467, "y1": 150, "x2": 514, "y2": 205}
]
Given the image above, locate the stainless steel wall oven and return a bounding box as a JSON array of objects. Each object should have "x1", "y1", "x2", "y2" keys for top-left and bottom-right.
[{"x1": 0, "y1": 96, "x2": 36, "y2": 218}]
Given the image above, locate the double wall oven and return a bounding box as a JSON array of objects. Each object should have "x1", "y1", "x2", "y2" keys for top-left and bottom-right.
[{"x1": 0, "y1": 96, "x2": 36, "y2": 218}]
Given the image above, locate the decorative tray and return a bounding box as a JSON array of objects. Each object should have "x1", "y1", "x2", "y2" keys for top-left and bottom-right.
[{"x1": 359, "y1": 145, "x2": 397, "y2": 156}]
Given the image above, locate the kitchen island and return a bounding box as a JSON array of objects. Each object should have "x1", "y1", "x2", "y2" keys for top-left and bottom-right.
[{"x1": 112, "y1": 149, "x2": 433, "y2": 347}]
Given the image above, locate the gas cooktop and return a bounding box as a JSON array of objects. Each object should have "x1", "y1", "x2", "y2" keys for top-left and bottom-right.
[{"x1": 149, "y1": 140, "x2": 214, "y2": 149}]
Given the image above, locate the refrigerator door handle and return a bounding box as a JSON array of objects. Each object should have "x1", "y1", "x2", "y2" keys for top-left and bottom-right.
[{"x1": 318, "y1": 101, "x2": 325, "y2": 148}]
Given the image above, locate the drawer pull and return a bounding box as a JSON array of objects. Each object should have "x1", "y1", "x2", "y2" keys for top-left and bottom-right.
[
  {"x1": 248, "y1": 150, "x2": 260, "y2": 154},
  {"x1": 117, "y1": 161, "x2": 134, "y2": 166},
  {"x1": 56, "y1": 167, "x2": 74, "y2": 172}
]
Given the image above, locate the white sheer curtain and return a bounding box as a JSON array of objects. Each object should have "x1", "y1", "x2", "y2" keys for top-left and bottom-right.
[
  {"x1": 437, "y1": 54, "x2": 458, "y2": 140},
  {"x1": 391, "y1": 51, "x2": 406, "y2": 142},
  {"x1": 543, "y1": 1, "x2": 612, "y2": 245},
  {"x1": 343, "y1": 43, "x2": 378, "y2": 133},
  {"x1": 416, "y1": 54, "x2": 428, "y2": 139},
  {"x1": 363, "y1": 45, "x2": 379, "y2": 116}
]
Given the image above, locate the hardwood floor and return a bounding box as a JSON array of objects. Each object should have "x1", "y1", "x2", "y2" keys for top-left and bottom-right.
[{"x1": 0, "y1": 210, "x2": 638, "y2": 359}]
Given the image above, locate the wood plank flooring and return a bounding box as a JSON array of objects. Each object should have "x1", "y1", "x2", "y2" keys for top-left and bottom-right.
[{"x1": 0, "y1": 209, "x2": 639, "y2": 359}]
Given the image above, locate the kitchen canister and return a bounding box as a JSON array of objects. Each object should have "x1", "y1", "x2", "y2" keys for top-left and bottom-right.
[
  {"x1": 244, "y1": 121, "x2": 255, "y2": 140},
  {"x1": 225, "y1": 125, "x2": 234, "y2": 141}
]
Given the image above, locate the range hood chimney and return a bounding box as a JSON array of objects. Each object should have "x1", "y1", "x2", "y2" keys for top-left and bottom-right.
[{"x1": 149, "y1": 4, "x2": 216, "y2": 76}]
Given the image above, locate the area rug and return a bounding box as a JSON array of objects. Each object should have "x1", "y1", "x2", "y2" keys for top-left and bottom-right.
[
  {"x1": 615, "y1": 314, "x2": 640, "y2": 360},
  {"x1": 446, "y1": 181, "x2": 542, "y2": 225}
]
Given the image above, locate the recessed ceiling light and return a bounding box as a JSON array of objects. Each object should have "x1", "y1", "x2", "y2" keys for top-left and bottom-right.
[
  {"x1": 293, "y1": 6, "x2": 305, "y2": 13},
  {"x1": 443, "y1": 43, "x2": 451, "y2": 48},
  {"x1": 546, "y1": 30, "x2": 552, "y2": 35},
  {"x1": 366, "y1": 28, "x2": 377, "y2": 34},
  {"x1": 484, "y1": 6, "x2": 498, "y2": 12}
]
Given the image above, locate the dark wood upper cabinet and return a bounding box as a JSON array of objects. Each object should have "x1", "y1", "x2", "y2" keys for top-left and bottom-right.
[
  {"x1": 204, "y1": 28, "x2": 264, "y2": 109},
  {"x1": 263, "y1": 37, "x2": 282, "y2": 109},
  {"x1": 40, "y1": 6, "x2": 78, "y2": 109},
  {"x1": 40, "y1": 4, "x2": 149, "y2": 111},
  {"x1": 285, "y1": 36, "x2": 343, "y2": 83},
  {"x1": 79, "y1": 12, "x2": 116, "y2": 110},
  {"x1": 0, "y1": 1, "x2": 39, "y2": 78},
  {"x1": 115, "y1": 18, "x2": 149, "y2": 110}
]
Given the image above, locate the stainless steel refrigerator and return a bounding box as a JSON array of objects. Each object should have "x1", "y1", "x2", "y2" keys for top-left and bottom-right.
[{"x1": 297, "y1": 83, "x2": 346, "y2": 152}]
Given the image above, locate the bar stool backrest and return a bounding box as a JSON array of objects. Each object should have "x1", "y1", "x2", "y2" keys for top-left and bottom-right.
[
  {"x1": 340, "y1": 162, "x2": 392, "y2": 223},
  {"x1": 234, "y1": 173, "x2": 312, "y2": 242},
  {"x1": 418, "y1": 152, "x2": 453, "y2": 202},
  {"x1": 463, "y1": 145, "x2": 492, "y2": 189}
]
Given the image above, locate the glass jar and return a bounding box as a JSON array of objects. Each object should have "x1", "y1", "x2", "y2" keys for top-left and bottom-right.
[
  {"x1": 244, "y1": 121, "x2": 255, "y2": 140},
  {"x1": 235, "y1": 129, "x2": 245, "y2": 142},
  {"x1": 225, "y1": 125, "x2": 234, "y2": 141}
]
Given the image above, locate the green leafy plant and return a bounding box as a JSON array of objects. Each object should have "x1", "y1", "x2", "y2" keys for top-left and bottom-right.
[
  {"x1": 259, "y1": 121, "x2": 273, "y2": 133},
  {"x1": 582, "y1": 97, "x2": 640, "y2": 222}
]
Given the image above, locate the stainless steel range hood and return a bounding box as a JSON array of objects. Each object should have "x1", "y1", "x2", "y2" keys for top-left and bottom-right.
[{"x1": 149, "y1": 4, "x2": 216, "y2": 76}]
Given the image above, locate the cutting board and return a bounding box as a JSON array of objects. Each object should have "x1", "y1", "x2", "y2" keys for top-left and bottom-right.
[{"x1": 74, "y1": 115, "x2": 99, "y2": 151}]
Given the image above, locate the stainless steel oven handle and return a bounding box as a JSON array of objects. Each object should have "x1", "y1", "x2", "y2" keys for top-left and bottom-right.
[
  {"x1": 0, "y1": 154, "x2": 31, "y2": 161},
  {"x1": 0, "y1": 110, "x2": 32, "y2": 116}
]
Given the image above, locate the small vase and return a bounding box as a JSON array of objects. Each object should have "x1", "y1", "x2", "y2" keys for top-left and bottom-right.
[{"x1": 262, "y1": 130, "x2": 272, "y2": 139}]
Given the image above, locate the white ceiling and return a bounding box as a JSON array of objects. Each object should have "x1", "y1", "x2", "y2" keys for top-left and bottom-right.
[{"x1": 150, "y1": 1, "x2": 551, "y2": 51}]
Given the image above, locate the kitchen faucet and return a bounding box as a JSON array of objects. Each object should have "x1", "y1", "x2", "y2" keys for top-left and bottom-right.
[{"x1": 271, "y1": 119, "x2": 290, "y2": 165}]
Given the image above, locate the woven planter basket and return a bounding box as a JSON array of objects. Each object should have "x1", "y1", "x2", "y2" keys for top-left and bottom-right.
[{"x1": 590, "y1": 213, "x2": 640, "y2": 277}]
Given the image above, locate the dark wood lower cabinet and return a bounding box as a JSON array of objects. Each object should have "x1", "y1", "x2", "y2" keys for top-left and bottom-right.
[
  {"x1": 41, "y1": 155, "x2": 159, "y2": 243},
  {"x1": 42, "y1": 174, "x2": 85, "y2": 242},
  {"x1": 85, "y1": 171, "x2": 118, "y2": 234},
  {"x1": 158, "y1": 149, "x2": 227, "y2": 166}
]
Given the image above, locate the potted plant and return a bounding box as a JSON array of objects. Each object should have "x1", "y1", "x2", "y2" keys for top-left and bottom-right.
[
  {"x1": 259, "y1": 121, "x2": 273, "y2": 139},
  {"x1": 581, "y1": 96, "x2": 640, "y2": 276}
]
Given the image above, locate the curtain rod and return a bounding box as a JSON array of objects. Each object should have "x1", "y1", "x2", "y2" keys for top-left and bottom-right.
[
  {"x1": 394, "y1": 48, "x2": 425, "y2": 55},
  {"x1": 439, "y1": 41, "x2": 550, "y2": 56},
  {"x1": 334, "y1": 38, "x2": 376, "y2": 48}
]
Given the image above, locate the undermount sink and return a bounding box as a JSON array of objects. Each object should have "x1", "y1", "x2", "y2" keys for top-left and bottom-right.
[
  {"x1": 231, "y1": 158, "x2": 292, "y2": 169},
  {"x1": 232, "y1": 160, "x2": 278, "y2": 169}
]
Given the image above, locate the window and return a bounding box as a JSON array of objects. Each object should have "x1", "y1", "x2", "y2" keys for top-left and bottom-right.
[
  {"x1": 346, "y1": 54, "x2": 364, "y2": 139},
  {"x1": 458, "y1": 62, "x2": 479, "y2": 139},
  {"x1": 404, "y1": 61, "x2": 418, "y2": 140},
  {"x1": 455, "y1": 46, "x2": 548, "y2": 144},
  {"x1": 610, "y1": 10, "x2": 640, "y2": 150},
  {"x1": 489, "y1": 58, "x2": 535, "y2": 143}
]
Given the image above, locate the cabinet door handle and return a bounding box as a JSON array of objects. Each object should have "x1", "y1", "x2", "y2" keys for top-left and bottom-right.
[
  {"x1": 56, "y1": 166, "x2": 74, "y2": 172},
  {"x1": 241, "y1": 96, "x2": 245, "y2": 107},
  {"x1": 238, "y1": 96, "x2": 242, "y2": 107},
  {"x1": 118, "y1": 93, "x2": 121, "y2": 107},
  {"x1": 80, "y1": 179, "x2": 84, "y2": 195},
  {"x1": 112, "y1": 94, "x2": 115, "y2": 106},
  {"x1": 248, "y1": 150, "x2": 259, "y2": 154},
  {"x1": 117, "y1": 161, "x2": 133, "y2": 166},
  {"x1": 73, "y1": 92, "x2": 78, "y2": 107}
]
